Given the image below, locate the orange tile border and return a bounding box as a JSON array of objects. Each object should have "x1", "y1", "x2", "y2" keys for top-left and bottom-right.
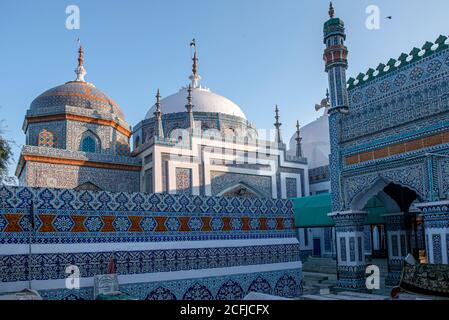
[
  {"x1": 23, "y1": 155, "x2": 141, "y2": 172},
  {"x1": 4, "y1": 214, "x2": 23, "y2": 232},
  {"x1": 154, "y1": 217, "x2": 167, "y2": 232},
  {"x1": 201, "y1": 217, "x2": 212, "y2": 232},
  {"x1": 100, "y1": 216, "x2": 116, "y2": 232},
  {"x1": 71, "y1": 215, "x2": 87, "y2": 232},
  {"x1": 39, "y1": 214, "x2": 56, "y2": 232},
  {"x1": 345, "y1": 131, "x2": 449, "y2": 165},
  {"x1": 128, "y1": 216, "x2": 143, "y2": 232},
  {"x1": 178, "y1": 217, "x2": 190, "y2": 232}
]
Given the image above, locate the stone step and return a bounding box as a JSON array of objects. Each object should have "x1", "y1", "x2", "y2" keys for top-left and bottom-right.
[
  {"x1": 338, "y1": 291, "x2": 388, "y2": 300},
  {"x1": 301, "y1": 294, "x2": 340, "y2": 301}
]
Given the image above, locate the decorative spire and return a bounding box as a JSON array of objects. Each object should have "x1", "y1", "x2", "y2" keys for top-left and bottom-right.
[
  {"x1": 186, "y1": 84, "x2": 195, "y2": 129},
  {"x1": 153, "y1": 89, "x2": 164, "y2": 139},
  {"x1": 295, "y1": 120, "x2": 303, "y2": 158},
  {"x1": 74, "y1": 42, "x2": 87, "y2": 82},
  {"x1": 329, "y1": 2, "x2": 335, "y2": 18},
  {"x1": 189, "y1": 39, "x2": 202, "y2": 88},
  {"x1": 274, "y1": 105, "x2": 283, "y2": 144}
]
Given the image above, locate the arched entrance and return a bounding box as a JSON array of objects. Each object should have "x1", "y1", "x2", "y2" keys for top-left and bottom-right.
[{"x1": 339, "y1": 178, "x2": 426, "y2": 288}]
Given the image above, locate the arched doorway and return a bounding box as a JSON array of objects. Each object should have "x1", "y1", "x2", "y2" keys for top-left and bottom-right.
[{"x1": 350, "y1": 179, "x2": 425, "y2": 287}]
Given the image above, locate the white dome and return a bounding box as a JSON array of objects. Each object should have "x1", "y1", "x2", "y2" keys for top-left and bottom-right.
[
  {"x1": 146, "y1": 87, "x2": 247, "y2": 120},
  {"x1": 288, "y1": 114, "x2": 330, "y2": 169}
]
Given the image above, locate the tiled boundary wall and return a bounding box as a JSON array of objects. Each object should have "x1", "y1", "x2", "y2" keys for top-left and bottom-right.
[{"x1": 0, "y1": 186, "x2": 302, "y2": 300}]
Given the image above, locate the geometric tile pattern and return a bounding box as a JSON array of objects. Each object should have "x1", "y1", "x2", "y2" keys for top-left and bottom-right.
[
  {"x1": 38, "y1": 129, "x2": 56, "y2": 148},
  {"x1": 0, "y1": 244, "x2": 300, "y2": 283},
  {"x1": 37, "y1": 268, "x2": 301, "y2": 300},
  {"x1": 0, "y1": 186, "x2": 296, "y2": 244},
  {"x1": 0, "y1": 186, "x2": 301, "y2": 300}
]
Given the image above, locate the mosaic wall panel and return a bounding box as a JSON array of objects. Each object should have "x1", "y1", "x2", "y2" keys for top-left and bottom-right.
[
  {"x1": 285, "y1": 178, "x2": 297, "y2": 198},
  {"x1": 340, "y1": 237, "x2": 347, "y2": 262},
  {"x1": 37, "y1": 268, "x2": 301, "y2": 300},
  {"x1": 28, "y1": 121, "x2": 66, "y2": 149},
  {"x1": 432, "y1": 234, "x2": 442, "y2": 264},
  {"x1": 324, "y1": 228, "x2": 333, "y2": 252},
  {"x1": 357, "y1": 236, "x2": 363, "y2": 261},
  {"x1": 345, "y1": 49, "x2": 449, "y2": 143},
  {"x1": 0, "y1": 186, "x2": 296, "y2": 244},
  {"x1": 309, "y1": 165, "x2": 330, "y2": 184},
  {"x1": 144, "y1": 169, "x2": 153, "y2": 194},
  {"x1": 176, "y1": 168, "x2": 192, "y2": 195},
  {"x1": 66, "y1": 120, "x2": 129, "y2": 155},
  {"x1": 23, "y1": 162, "x2": 140, "y2": 193},
  {"x1": 349, "y1": 237, "x2": 356, "y2": 262},
  {"x1": 136, "y1": 111, "x2": 257, "y2": 144}
]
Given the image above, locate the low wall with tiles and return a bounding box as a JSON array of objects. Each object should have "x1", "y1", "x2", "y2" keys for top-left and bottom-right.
[{"x1": 0, "y1": 186, "x2": 302, "y2": 300}]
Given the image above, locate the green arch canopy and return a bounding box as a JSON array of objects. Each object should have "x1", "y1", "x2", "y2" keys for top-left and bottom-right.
[{"x1": 291, "y1": 193, "x2": 386, "y2": 228}]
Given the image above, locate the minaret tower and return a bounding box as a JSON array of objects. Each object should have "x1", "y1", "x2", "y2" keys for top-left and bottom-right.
[
  {"x1": 324, "y1": 3, "x2": 368, "y2": 292},
  {"x1": 153, "y1": 89, "x2": 164, "y2": 139},
  {"x1": 323, "y1": 2, "x2": 349, "y2": 212},
  {"x1": 274, "y1": 105, "x2": 283, "y2": 145},
  {"x1": 323, "y1": 2, "x2": 349, "y2": 113}
]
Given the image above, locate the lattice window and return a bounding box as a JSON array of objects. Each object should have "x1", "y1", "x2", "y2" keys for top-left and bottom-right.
[
  {"x1": 38, "y1": 129, "x2": 57, "y2": 148},
  {"x1": 81, "y1": 136, "x2": 96, "y2": 153}
]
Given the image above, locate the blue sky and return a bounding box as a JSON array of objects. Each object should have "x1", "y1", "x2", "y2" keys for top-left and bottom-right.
[{"x1": 1, "y1": 0, "x2": 449, "y2": 177}]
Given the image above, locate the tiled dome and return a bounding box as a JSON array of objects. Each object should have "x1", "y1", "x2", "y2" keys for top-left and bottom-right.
[{"x1": 30, "y1": 81, "x2": 125, "y2": 119}]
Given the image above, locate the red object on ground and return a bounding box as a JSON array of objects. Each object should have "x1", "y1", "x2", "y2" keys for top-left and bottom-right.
[{"x1": 390, "y1": 286, "x2": 401, "y2": 299}]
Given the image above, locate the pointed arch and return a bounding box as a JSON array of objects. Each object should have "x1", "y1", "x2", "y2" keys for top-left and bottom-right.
[
  {"x1": 350, "y1": 177, "x2": 422, "y2": 212},
  {"x1": 79, "y1": 130, "x2": 101, "y2": 153},
  {"x1": 217, "y1": 182, "x2": 266, "y2": 198}
]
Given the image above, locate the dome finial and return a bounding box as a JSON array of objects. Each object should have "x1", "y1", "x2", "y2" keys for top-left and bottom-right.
[
  {"x1": 274, "y1": 105, "x2": 283, "y2": 144},
  {"x1": 155, "y1": 89, "x2": 162, "y2": 112},
  {"x1": 329, "y1": 2, "x2": 335, "y2": 18},
  {"x1": 74, "y1": 38, "x2": 87, "y2": 82},
  {"x1": 154, "y1": 89, "x2": 164, "y2": 139},
  {"x1": 189, "y1": 39, "x2": 202, "y2": 88},
  {"x1": 295, "y1": 120, "x2": 303, "y2": 158}
]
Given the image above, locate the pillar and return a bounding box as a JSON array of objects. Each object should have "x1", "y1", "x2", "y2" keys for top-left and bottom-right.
[
  {"x1": 329, "y1": 210, "x2": 368, "y2": 291},
  {"x1": 416, "y1": 201, "x2": 449, "y2": 265},
  {"x1": 383, "y1": 213, "x2": 413, "y2": 286}
]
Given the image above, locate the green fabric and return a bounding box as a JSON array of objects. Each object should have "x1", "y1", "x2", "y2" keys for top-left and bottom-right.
[
  {"x1": 291, "y1": 193, "x2": 386, "y2": 228},
  {"x1": 291, "y1": 193, "x2": 334, "y2": 228}
]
